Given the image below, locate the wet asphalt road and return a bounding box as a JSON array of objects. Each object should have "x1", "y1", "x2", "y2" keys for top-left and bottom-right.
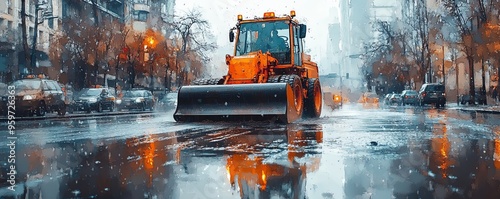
[{"x1": 0, "y1": 103, "x2": 499, "y2": 199}]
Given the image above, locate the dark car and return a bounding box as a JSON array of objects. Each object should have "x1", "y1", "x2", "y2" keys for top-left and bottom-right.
[
  {"x1": 116, "y1": 89, "x2": 155, "y2": 111},
  {"x1": 418, "y1": 83, "x2": 446, "y2": 107},
  {"x1": 0, "y1": 83, "x2": 9, "y2": 115},
  {"x1": 10, "y1": 78, "x2": 67, "y2": 116},
  {"x1": 401, "y1": 90, "x2": 418, "y2": 105},
  {"x1": 70, "y1": 88, "x2": 115, "y2": 113}
]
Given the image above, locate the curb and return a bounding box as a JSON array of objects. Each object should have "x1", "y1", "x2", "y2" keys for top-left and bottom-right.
[
  {"x1": 0, "y1": 111, "x2": 155, "y2": 122},
  {"x1": 456, "y1": 108, "x2": 500, "y2": 114}
]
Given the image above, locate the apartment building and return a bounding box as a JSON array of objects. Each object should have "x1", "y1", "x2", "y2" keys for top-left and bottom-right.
[
  {"x1": 0, "y1": 0, "x2": 60, "y2": 82},
  {"x1": 0, "y1": 0, "x2": 175, "y2": 83}
]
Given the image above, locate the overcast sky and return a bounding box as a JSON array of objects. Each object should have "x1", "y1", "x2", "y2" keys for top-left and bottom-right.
[{"x1": 175, "y1": 0, "x2": 339, "y2": 77}]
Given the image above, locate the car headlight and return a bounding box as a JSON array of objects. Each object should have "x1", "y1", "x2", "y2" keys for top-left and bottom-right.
[
  {"x1": 135, "y1": 97, "x2": 144, "y2": 103},
  {"x1": 23, "y1": 95, "x2": 34, "y2": 100},
  {"x1": 88, "y1": 98, "x2": 98, "y2": 103},
  {"x1": 116, "y1": 99, "x2": 122, "y2": 104}
]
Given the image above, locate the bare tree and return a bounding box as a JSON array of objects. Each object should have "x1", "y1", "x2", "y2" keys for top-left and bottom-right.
[
  {"x1": 441, "y1": 0, "x2": 484, "y2": 104},
  {"x1": 168, "y1": 9, "x2": 217, "y2": 86},
  {"x1": 363, "y1": 20, "x2": 407, "y2": 93}
]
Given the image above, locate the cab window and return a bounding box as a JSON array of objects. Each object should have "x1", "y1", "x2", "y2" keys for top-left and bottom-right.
[{"x1": 293, "y1": 25, "x2": 302, "y2": 66}]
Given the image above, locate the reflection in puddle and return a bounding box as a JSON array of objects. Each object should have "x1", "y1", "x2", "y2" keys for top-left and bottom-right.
[
  {"x1": 0, "y1": 124, "x2": 323, "y2": 198},
  {"x1": 222, "y1": 125, "x2": 323, "y2": 198}
]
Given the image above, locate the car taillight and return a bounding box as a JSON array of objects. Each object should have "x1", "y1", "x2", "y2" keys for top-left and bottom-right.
[
  {"x1": 422, "y1": 92, "x2": 426, "y2": 97},
  {"x1": 405, "y1": 96, "x2": 408, "y2": 98}
]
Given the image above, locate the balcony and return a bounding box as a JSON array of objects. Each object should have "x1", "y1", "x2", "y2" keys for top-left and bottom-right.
[{"x1": 134, "y1": 3, "x2": 150, "y2": 13}]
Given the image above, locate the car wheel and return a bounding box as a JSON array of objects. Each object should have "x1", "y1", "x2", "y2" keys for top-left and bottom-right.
[
  {"x1": 36, "y1": 101, "x2": 46, "y2": 116},
  {"x1": 97, "y1": 103, "x2": 103, "y2": 112},
  {"x1": 57, "y1": 105, "x2": 66, "y2": 116}
]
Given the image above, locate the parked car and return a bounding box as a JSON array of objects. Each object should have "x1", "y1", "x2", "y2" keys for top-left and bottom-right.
[
  {"x1": 459, "y1": 89, "x2": 487, "y2": 105},
  {"x1": 359, "y1": 92, "x2": 379, "y2": 104},
  {"x1": 10, "y1": 77, "x2": 67, "y2": 116},
  {"x1": 418, "y1": 83, "x2": 446, "y2": 107},
  {"x1": 388, "y1": 94, "x2": 402, "y2": 105},
  {"x1": 116, "y1": 89, "x2": 155, "y2": 111},
  {"x1": 156, "y1": 92, "x2": 178, "y2": 111},
  {"x1": 401, "y1": 90, "x2": 418, "y2": 105},
  {"x1": 70, "y1": 88, "x2": 115, "y2": 113}
]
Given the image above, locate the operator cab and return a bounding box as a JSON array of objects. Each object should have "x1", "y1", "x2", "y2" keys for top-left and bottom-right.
[{"x1": 230, "y1": 11, "x2": 307, "y2": 66}]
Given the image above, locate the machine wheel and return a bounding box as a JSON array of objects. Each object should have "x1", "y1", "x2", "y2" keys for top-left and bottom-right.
[
  {"x1": 303, "y1": 78, "x2": 322, "y2": 118},
  {"x1": 208, "y1": 78, "x2": 224, "y2": 85},
  {"x1": 192, "y1": 79, "x2": 210, "y2": 85},
  {"x1": 280, "y1": 75, "x2": 303, "y2": 117},
  {"x1": 192, "y1": 78, "x2": 223, "y2": 85},
  {"x1": 267, "y1": 75, "x2": 281, "y2": 83}
]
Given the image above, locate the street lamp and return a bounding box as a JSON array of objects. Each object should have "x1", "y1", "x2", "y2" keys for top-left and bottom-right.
[
  {"x1": 144, "y1": 36, "x2": 156, "y2": 92},
  {"x1": 30, "y1": 1, "x2": 56, "y2": 74}
]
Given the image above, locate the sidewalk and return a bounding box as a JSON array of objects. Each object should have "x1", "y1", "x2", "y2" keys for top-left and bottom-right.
[{"x1": 447, "y1": 103, "x2": 500, "y2": 114}]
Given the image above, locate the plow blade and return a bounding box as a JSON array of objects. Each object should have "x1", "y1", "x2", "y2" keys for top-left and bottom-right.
[{"x1": 173, "y1": 83, "x2": 299, "y2": 123}]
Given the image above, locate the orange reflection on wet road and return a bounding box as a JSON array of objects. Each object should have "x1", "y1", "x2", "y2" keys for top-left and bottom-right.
[{"x1": 223, "y1": 126, "x2": 323, "y2": 198}]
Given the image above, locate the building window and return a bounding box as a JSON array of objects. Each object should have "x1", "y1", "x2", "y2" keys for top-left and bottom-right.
[
  {"x1": 39, "y1": 30, "x2": 43, "y2": 43},
  {"x1": 48, "y1": 18, "x2": 54, "y2": 29},
  {"x1": 134, "y1": 11, "x2": 148, "y2": 22},
  {"x1": 29, "y1": 27, "x2": 34, "y2": 38}
]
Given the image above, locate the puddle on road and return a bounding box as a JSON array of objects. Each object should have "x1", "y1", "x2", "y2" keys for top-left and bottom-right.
[{"x1": 1, "y1": 108, "x2": 499, "y2": 199}]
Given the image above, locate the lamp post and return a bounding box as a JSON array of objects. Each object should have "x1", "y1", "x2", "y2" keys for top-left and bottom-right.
[
  {"x1": 442, "y1": 44, "x2": 445, "y2": 87},
  {"x1": 145, "y1": 37, "x2": 156, "y2": 92},
  {"x1": 29, "y1": 1, "x2": 55, "y2": 74}
]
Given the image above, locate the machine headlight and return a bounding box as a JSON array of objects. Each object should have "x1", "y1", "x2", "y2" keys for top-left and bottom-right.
[
  {"x1": 22, "y1": 95, "x2": 34, "y2": 100},
  {"x1": 88, "y1": 98, "x2": 98, "y2": 103},
  {"x1": 135, "y1": 97, "x2": 144, "y2": 103},
  {"x1": 116, "y1": 99, "x2": 122, "y2": 104}
]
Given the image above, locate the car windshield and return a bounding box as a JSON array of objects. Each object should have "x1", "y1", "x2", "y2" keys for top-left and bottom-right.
[
  {"x1": 13, "y1": 80, "x2": 41, "y2": 92},
  {"x1": 236, "y1": 21, "x2": 290, "y2": 56},
  {"x1": 404, "y1": 90, "x2": 417, "y2": 95},
  {"x1": 123, "y1": 91, "x2": 143, "y2": 97},
  {"x1": 426, "y1": 85, "x2": 444, "y2": 92},
  {"x1": 81, "y1": 89, "x2": 102, "y2": 96}
]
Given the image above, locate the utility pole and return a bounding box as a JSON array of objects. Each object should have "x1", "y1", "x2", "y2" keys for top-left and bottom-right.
[
  {"x1": 442, "y1": 44, "x2": 445, "y2": 87},
  {"x1": 453, "y1": 50, "x2": 459, "y2": 106},
  {"x1": 30, "y1": 1, "x2": 42, "y2": 74},
  {"x1": 481, "y1": 59, "x2": 486, "y2": 105},
  {"x1": 29, "y1": 0, "x2": 55, "y2": 75}
]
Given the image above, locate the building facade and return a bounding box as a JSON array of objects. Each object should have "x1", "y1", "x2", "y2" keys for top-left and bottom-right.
[{"x1": 0, "y1": 0, "x2": 175, "y2": 85}]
